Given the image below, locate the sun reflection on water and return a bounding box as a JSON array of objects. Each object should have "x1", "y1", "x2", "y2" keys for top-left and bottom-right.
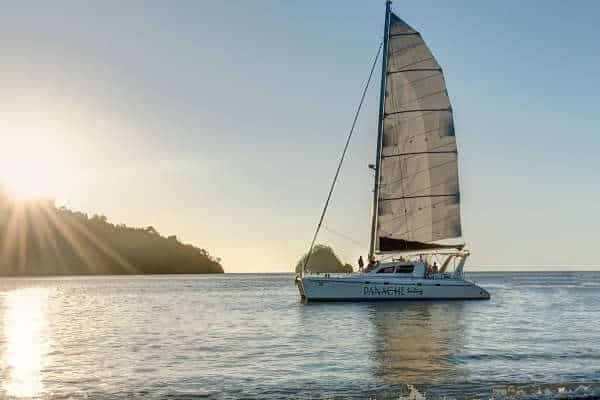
[{"x1": 2, "y1": 288, "x2": 50, "y2": 398}]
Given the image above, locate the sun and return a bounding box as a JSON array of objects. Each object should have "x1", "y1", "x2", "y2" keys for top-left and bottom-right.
[{"x1": 0, "y1": 134, "x2": 70, "y2": 200}]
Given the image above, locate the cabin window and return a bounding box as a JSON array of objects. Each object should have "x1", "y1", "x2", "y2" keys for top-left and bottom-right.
[
  {"x1": 377, "y1": 266, "x2": 396, "y2": 274},
  {"x1": 395, "y1": 265, "x2": 415, "y2": 273}
]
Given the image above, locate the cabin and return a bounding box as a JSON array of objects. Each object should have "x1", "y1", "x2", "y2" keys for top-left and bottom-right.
[{"x1": 368, "y1": 262, "x2": 426, "y2": 279}]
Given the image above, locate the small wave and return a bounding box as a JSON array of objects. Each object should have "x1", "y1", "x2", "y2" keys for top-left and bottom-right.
[
  {"x1": 491, "y1": 384, "x2": 600, "y2": 400},
  {"x1": 455, "y1": 353, "x2": 600, "y2": 362},
  {"x1": 399, "y1": 384, "x2": 428, "y2": 400},
  {"x1": 397, "y1": 384, "x2": 600, "y2": 400}
]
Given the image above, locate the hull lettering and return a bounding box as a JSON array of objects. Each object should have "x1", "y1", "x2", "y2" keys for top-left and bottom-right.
[{"x1": 362, "y1": 285, "x2": 423, "y2": 297}]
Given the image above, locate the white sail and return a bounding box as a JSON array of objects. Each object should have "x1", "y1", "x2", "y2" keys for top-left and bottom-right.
[
  {"x1": 297, "y1": 3, "x2": 490, "y2": 303},
  {"x1": 376, "y1": 13, "x2": 461, "y2": 252}
]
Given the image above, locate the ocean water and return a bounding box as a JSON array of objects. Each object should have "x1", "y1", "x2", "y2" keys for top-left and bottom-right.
[{"x1": 0, "y1": 272, "x2": 598, "y2": 400}]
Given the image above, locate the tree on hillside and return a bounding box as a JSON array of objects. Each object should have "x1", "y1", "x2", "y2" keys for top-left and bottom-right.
[
  {"x1": 0, "y1": 195, "x2": 224, "y2": 276},
  {"x1": 295, "y1": 244, "x2": 353, "y2": 274}
]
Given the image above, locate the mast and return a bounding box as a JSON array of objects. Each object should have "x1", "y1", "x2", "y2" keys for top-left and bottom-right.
[{"x1": 369, "y1": 0, "x2": 392, "y2": 259}]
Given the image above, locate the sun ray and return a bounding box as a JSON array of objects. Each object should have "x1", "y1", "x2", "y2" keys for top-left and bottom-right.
[
  {"x1": 60, "y1": 211, "x2": 139, "y2": 274},
  {"x1": 39, "y1": 203, "x2": 139, "y2": 274},
  {"x1": 33, "y1": 204, "x2": 68, "y2": 274},
  {"x1": 17, "y1": 204, "x2": 28, "y2": 275},
  {"x1": 1, "y1": 200, "x2": 140, "y2": 276},
  {"x1": 1, "y1": 202, "x2": 23, "y2": 274},
  {"x1": 38, "y1": 204, "x2": 97, "y2": 274},
  {"x1": 27, "y1": 203, "x2": 62, "y2": 273}
]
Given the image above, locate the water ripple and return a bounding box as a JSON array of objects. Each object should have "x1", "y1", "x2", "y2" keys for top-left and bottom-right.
[{"x1": 0, "y1": 272, "x2": 598, "y2": 399}]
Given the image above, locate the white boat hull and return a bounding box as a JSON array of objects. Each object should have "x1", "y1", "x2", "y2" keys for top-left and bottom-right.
[{"x1": 297, "y1": 275, "x2": 490, "y2": 301}]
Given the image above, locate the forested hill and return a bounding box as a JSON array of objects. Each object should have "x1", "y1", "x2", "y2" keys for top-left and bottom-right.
[
  {"x1": 295, "y1": 244, "x2": 353, "y2": 274},
  {"x1": 0, "y1": 195, "x2": 224, "y2": 276}
]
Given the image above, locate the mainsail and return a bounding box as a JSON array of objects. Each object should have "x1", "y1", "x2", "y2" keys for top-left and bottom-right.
[{"x1": 374, "y1": 12, "x2": 462, "y2": 253}]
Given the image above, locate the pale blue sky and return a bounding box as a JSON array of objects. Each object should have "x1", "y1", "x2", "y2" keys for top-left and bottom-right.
[{"x1": 1, "y1": 1, "x2": 599, "y2": 271}]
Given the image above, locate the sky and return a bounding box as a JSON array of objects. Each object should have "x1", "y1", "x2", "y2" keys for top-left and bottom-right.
[{"x1": 1, "y1": 1, "x2": 599, "y2": 272}]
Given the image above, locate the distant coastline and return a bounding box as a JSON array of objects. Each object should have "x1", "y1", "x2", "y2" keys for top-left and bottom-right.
[{"x1": 0, "y1": 195, "x2": 224, "y2": 276}]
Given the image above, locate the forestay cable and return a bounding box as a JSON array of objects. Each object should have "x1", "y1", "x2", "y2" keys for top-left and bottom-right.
[
  {"x1": 301, "y1": 42, "x2": 383, "y2": 274},
  {"x1": 322, "y1": 225, "x2": 365, "y2": 249}
]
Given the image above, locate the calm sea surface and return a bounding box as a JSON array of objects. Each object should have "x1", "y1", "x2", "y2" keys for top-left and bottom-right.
[{"x1": 0, "y1": 272, "x2": 599, "y2": 399}]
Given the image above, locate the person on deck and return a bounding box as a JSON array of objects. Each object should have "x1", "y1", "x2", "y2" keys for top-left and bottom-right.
[{"x1": 358, "y1": 256, "x2": 364, "y2": 272}]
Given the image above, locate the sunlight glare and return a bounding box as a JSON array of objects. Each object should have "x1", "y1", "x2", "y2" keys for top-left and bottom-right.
[
  {"x1": 0, "y1": 132, "x2": 71, "y2": 200},
  {"x1": 2, "y1": 288, "x2": 50, "y2": 398}
]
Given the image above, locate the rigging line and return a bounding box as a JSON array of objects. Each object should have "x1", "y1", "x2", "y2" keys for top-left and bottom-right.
[
  {"x1": 380, "y1": 194, "x2": 459, "y2": 201},
  {"x1": 322, "y1": 225, "x2": 365, "y2": 249},
  {"x1": 302, "y1": 42, "x2": 383, "y2": 274},
  {"x1": 386, "y1": 109, "x2": 438, "y2": 124},
  {"x1": 389, "y1": 143, "x2": 458, "y2": 163},
  {"x1": 382, "y1": 150, "x2": 457, "y2": 159},
  {"x1": 379, "y1": 253, "x2": 396, "y2": 262},
  {"x1": 389, "y1": 33, "x2": 420, "y2": 37},
  {"x1": 386, "y1": 108, "x2": 451, "y2": 117},
  {"x1": 389, "y1": 68, "x2": 441, "y2": 74}
]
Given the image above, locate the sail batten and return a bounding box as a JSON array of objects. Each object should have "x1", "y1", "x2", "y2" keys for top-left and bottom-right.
[{"x1": 375, "y1": 13, "x2": 462, "y2": 253}]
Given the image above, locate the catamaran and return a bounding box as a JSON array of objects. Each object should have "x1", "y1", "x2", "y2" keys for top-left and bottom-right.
[{"x1": 296, "y1": 1, "x2": 490, "y2": 301}]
